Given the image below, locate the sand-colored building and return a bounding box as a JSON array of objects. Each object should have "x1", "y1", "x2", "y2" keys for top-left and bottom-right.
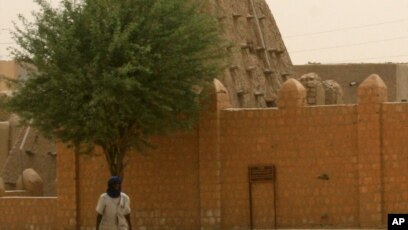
[
  {"x1": 0, "y1": 60, "x2": 30, "y2": 90},
  {"x1": 0, "y1": 60, "x2": 27, "y2": 170},
  {"x1": 295, "y1": 63, "x2": 408, "y2": 103}
]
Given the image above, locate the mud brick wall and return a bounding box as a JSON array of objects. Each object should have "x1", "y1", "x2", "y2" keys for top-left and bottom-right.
[
  {"x1": 56, "y1": 142, "x2": 79, "y2": 229},
  {"x1": 0, "y1": 197, "x2": 57, "y2": 229},
  {"x1": 75, "y1": 131, "x2": 201, "y2": 230},
  {"x1": 382, "y1": 103, "x2": 408, "y2": 220},
  {"x1": 0, "y1": 142, "x2": 76, "y2": 229},
  {"x1": 75, "y1": 148, "x2": 110, "y2": 228},
  {"x1": 128, "y1": 133, "x2": 201, "y2": 230},
  {"x1": 220, "y1": 105, "x2": 359, "y2": 229}
]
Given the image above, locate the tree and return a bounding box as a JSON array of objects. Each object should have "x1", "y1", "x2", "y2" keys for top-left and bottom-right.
[{"x1": 7, "y1": 0, "x2": 226, "y2": 176}]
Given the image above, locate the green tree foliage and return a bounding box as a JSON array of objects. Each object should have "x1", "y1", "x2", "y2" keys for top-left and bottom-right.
[{"x1": 7, "y1": 0, "x2": 226, "y2": 176}]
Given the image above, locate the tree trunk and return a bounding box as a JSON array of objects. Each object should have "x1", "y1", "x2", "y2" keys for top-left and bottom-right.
[{"x1": 103, "y1": 143, "x2": 127, "y2": 177}]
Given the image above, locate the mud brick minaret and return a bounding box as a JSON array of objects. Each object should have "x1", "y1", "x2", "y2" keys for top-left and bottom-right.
[{"x1": 206, "y1": 0, "x2": 294, "y2": 108}]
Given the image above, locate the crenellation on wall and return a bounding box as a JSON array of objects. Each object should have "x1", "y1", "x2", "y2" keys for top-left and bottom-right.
[
  {"x1": 277, "y1": 78, "x2": 307, "y2": 109},
  {"x1": 356, "y1": 74, "x2": 388, "y2": 228}
]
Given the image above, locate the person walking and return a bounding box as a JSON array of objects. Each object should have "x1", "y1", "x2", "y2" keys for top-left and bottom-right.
[{"x1": 96, "y1": 176, "x2": 132, "y2": 230}]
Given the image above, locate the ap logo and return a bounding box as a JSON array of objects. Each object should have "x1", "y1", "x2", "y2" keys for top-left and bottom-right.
[
  {"x1": 392, "y1": 218, "x2": 405, "y2": 225},
  {"x1": 388, "y1": 214, "x2": 408, "y2": 230}
]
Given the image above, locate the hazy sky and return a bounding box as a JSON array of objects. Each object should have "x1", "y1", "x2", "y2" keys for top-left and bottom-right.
[
  {"x1": 267, "y1": 0, "x2": 408, "y2": 64},
  {"x1": 1, "y1": 0, "x2": 408, "y2": 64}
]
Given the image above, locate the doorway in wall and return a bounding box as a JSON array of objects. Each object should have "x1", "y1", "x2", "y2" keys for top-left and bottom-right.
[{"x1": 248, "y1": 165, "x2": 277, "y2": 229}]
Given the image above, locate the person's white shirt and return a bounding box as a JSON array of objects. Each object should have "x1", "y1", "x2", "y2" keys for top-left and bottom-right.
[{"x1": 96, "y1": 192, "x2": 131, "y2": 230}]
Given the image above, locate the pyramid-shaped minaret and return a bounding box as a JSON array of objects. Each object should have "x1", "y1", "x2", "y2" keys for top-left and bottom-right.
[{"x1": 206, "y1": 0, "x2": 294, "y2": 108}]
